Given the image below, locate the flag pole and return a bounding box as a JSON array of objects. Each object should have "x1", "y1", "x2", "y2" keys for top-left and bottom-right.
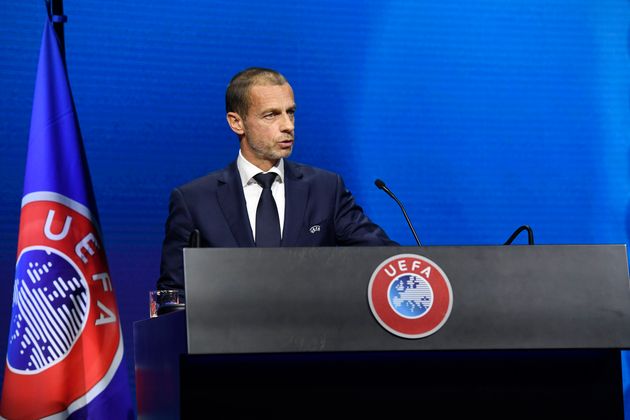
[{"x1": 46, "y1": 0, "x2": 67, "y2": 61}]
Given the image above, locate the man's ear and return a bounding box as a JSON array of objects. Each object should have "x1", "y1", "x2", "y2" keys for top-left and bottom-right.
[{"x1": 226, "y1": 112, "x2": 245, "y2": 135}]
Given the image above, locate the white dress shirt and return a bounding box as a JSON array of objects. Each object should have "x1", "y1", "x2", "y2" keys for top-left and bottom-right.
[{"x1": 237, "y1": 151, "x2": 285, "y2": 240}]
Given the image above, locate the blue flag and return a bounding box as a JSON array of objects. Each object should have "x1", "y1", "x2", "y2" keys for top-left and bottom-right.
[{"x1": 0, "y1": 18, "x2": 133, "y2": 419}]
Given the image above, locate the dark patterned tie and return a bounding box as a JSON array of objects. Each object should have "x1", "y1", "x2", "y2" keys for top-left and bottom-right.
[{"x1": 253, "y1": 172, "x2": 281, "y2": 247}]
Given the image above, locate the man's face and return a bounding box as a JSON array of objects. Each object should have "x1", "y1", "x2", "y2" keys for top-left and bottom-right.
[{"x1": 230, "y1": 83, "x2": 296, "y2": 171}]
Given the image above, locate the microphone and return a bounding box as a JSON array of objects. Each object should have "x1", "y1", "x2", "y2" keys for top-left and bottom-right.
[
  {"x1": 374, "y1": 179, "x2": 422, "y2": 246},
  {"x1": 504, "y1": 225, "x2": 534, "y2": 245},
  {"x1": 188, "y1": 229, "x2": 200, "y2": 248}
]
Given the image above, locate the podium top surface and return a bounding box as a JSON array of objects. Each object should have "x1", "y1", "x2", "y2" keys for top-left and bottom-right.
[{"x1": 183, "y1": 245, "x2": 630, "y2": 354}]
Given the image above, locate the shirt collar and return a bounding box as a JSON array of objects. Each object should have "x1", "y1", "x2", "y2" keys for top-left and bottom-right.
[{"x1": 237, "y1": 150, "x2": 285, "y2": 187}]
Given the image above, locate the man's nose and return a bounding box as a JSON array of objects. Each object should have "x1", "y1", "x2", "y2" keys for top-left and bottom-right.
[{"x1": 279, "y1": 112, "x2": 294, "y2": 132}]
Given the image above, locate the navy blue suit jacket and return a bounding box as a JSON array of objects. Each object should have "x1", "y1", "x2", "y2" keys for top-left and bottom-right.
[{"x1": 157, "y1": 160, "x2": 397, "y2": 289}]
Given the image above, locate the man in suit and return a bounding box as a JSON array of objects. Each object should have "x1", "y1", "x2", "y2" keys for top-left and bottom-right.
[{"x1": 158, "y1": 67, "x2": 397, "y2": 290}]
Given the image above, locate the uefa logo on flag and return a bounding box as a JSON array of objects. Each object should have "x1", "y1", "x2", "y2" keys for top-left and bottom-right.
[
  {"x1": 2, "y1": 192, "x2": 124, "y2": 417},
  {"x1": 368, "y1": 254, "x2": 453, "y2": 339}
]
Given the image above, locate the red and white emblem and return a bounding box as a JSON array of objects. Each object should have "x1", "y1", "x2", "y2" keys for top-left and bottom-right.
[
  {"x1": 368, "y1": 254, "x2": 453, "y2": 338},
  {"x1": 2, "y1": 192, "x2": 123, "y2": 418}
]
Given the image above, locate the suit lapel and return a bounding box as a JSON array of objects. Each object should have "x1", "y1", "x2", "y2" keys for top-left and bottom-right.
[
  {"x1": 217, "y1": 162, "x2": 255, "y2": 246},
  {"x1": 282, "y1": 161, "x2": 308, "y2": 246}
]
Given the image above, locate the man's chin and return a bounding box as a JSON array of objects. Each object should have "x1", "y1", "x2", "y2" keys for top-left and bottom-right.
[{"x1": 277, "y1": 148, "x2": 293, "y2": 159}]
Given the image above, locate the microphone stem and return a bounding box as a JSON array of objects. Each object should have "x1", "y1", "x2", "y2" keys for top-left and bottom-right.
[
  {"x1": 388, "y1": 191, "x2": 422, "y2": 246},
  {"x1": 374, "y1": 179, "x2": 422, "y2": 246}
]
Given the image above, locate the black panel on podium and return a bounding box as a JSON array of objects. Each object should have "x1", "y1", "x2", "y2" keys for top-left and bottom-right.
[{"x1": 134, "y1": 245, "x2": 630, "y2": 419}]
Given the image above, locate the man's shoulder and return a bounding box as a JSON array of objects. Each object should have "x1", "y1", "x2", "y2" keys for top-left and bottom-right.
[
  {"x1": 285, "y1": 160, "x2": 340, "y2": 181},
  {"x1": 175, "y1": 162, "x2": 236, "y2": 194}
]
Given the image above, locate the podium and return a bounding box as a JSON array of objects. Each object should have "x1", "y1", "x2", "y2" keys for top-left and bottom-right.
[{"x1": 134, "y1": 245, "x2": 630, "y2": 418}]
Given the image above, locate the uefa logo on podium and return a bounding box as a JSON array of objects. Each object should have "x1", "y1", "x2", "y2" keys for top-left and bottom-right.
[{"x1": 368, "y1": 254, "x2": 453, "y2": 339}]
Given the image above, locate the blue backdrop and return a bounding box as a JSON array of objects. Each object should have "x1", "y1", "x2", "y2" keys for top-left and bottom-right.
[{"x1": 1, "y1": 0, "x2": 628, "y2": 414}]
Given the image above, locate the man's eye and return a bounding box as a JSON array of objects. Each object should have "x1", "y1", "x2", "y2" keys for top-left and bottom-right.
[{"x1": 263, "y1": 114, "x2": 276, "y2": 119}]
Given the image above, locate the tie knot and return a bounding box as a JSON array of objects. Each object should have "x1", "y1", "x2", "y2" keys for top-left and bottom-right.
[{"x1": 254, "y1": 172, "x2": 277, "y2": 189}]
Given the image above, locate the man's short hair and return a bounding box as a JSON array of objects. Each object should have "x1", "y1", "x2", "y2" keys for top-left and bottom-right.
[{"x1": 225, "y1": 67, "x2": 288, "y2": 117}]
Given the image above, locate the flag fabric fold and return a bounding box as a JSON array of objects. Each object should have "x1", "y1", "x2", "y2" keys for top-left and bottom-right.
[{"x1": 0, "y1": 18, "x2": 133, "y2": 420}]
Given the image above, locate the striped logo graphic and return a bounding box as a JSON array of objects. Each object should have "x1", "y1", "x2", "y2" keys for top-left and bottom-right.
[{"x1": 8, "y1": 247, "x2": 90, "y2": 373}]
